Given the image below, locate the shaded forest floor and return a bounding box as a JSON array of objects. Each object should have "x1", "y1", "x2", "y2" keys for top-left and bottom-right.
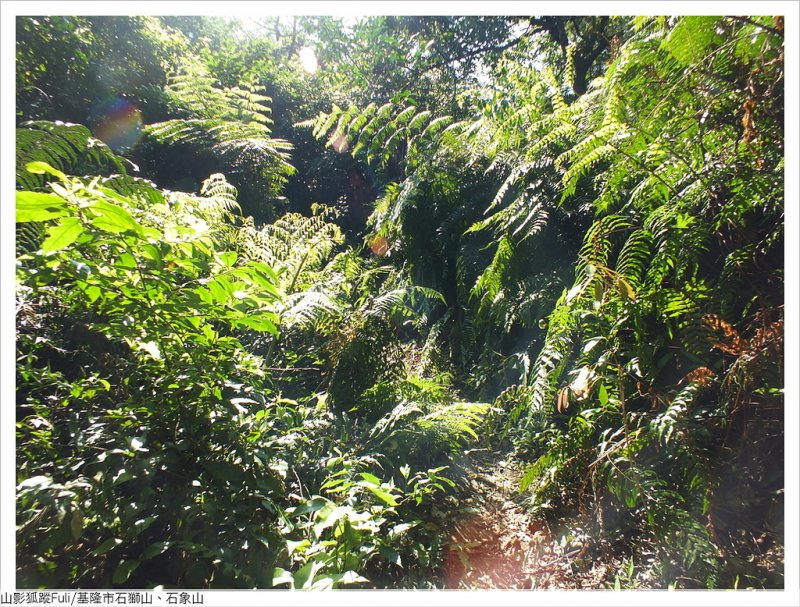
[
  {"x1": 440, "y1": 450, "x2": 630, "y2": 590},
  {"x1": 435, "y1": 447, "x2": 786, "y2": 591}
]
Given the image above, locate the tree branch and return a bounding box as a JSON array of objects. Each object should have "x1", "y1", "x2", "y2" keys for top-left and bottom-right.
[
  {"x1": 728, "y1": 16, "x2": 783, "y2": 37},
  {"x1": 417, "y1": 27, "x2": 534, "y2": 76}
]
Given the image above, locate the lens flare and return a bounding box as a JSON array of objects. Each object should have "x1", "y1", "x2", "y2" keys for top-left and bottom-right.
[
  {"x1": 369, "y1": 235, "x2": 390, "y2": 256},
  {"x1": 299, "y1": 47, "x2": 318, "y2": 74},
  {"x1": 330, "y1": 132, "x2": 349, "y2": 153},
  {"x1": 91, "y1": 97, "x2": 143, "y2": 152}
]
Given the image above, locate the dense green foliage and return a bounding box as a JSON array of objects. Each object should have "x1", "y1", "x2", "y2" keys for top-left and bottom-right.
[{"x1": 16, "y1": 14, "x2": 784, "y2": 590}]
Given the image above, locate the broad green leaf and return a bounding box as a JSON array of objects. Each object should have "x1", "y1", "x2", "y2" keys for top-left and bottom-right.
[
  {"x1": 247, "y1": 261, "x2": 278, "y2": 282},
  {"x1": 112, "y1": 559, "x2": 139, "y2": 584},
  {"x1": 16, "y1": 191, "x2": 68, "y2": 222},
  {"x1": 337, "y1": 570, "x2": 370, "y2": 585},
  {"x1": 217, "y1": 251, "x2": 238, "y2": 267},
  {"x1": 289, "y1": 496, "x2": 329, "y2": 517},
  {"x1": 293, "y1": 559, "x2": 326, "y2": 589},
  {"x1": 93, "y1": 538, "x2": 123, "y2": 556},
  {"x1": 84, "y1": 284, "x2": 102, "y2": 303},
  {"x1": 232, "y1": 266, "x2": 280, "y2": 295},
  {"x1": 140, "y1": 541, "x2": 170, "y2": 560},
  {"x1": 89, "y1": 199, "x2": 142, "y2": 235},
  {"x1": 41, "y1": 217, "x2": 85, "y2": 252},
  {"x1": 69, "y1": 509, "x2": 84, "y2": 540},
  {"x1": 358, "y1": 481, "x2": 399, "y2": 506},
  {"x1": 202, "y1": 460, "x2": 246, "y2": 483},
  {"x1": 140, "y1": 244, "x2": 163, "y2": 266},
  {"x1": 272, "y1": 567, "x2": 294, "y2": 588},
  {"x1": 598, "y1": 384, "x2": 609, "y2": 407},
  {"x1": 163, "y1": 225, "x2": 181, "y2": 242},
  {"x1": 132, "y1": 516, "x2": 158, "y2": 535},
  {"x1": 207, "y1": 275, "x2": 236, "y2": 303},
  {"x1": 130, "y1": 437, "x2": 146, "y2": 451},
  {"x1": 378, "y1": 545, "x2": 402, "y2": 567},
  {"x1": 312, "y1": 503, "x2": 352, "y2": 538},
  {"x1": 311, "y1": 570, "x2": 370, "y2": 589},
  {"x1": 206, "y1": 277, "x2": 229, "y2": 303},
  {"x1": 17, "y1": 475, "x2": 53, "y2": 490},
  {"x1": 112, "y1": 469, "x2": 133, "y2": 486},
  {"x1": 233, "y1": 315, "x2": 278, "y2": 334},
  {"x1": 320, "y1": 477, "x2": 349, "y2": 493},
  {"x1": 116, "y1": 252, "x2": 137, "y2": 268},
  {"x1": 286, "y1": 539, "x2": 310, "y2": 556},
  {"x1": 193, "y1": 286, "x2": 213, "y2": 305},
  {"x1": 230, "y1": 397, "x2": 258, "y2": 406},
  {"x1": 582, "y1": 338, "x2": 602, "y2": 354},
  {"x1": 389, "y1": 522, "x2": 417, "y2": 537},
  {"x1": 137, "y1": 341, "x2": 162, "y2": 360},
  {"x1": 26, "y1": 160, "x2": 67, "y2": 180},
  {"x1": 615, "y1": 276, "x2": 636, "y2": 301},
  {"x1": 359, "y1": 472, "x2": 381, "y2": 485}
]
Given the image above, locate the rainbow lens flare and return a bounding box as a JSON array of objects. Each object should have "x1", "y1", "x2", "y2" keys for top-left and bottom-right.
[{"x1": 91, "y1": 97, "x2": 143, "y2": 152}]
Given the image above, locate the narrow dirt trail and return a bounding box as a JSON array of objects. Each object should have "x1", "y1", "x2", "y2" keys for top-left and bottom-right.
[
  {"x1": 440, "y1": 450, "x2": 605, "y2": 589},
  {"x1": 437, "y1": 447, "x2": 785, "y2": 590}
]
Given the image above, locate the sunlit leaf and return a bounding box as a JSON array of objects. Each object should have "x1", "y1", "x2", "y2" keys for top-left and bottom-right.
[
  {"x1": 358, "y1": 472, "x2": 381, "y2": 485},
  {"x1": 615, "y1": 276, "x2": 636, "y2": 301},
  {"x1": 16, "y1": 191, "x2": 68, "y2": 222},
  {"x1": 233, "y1": 315, "x2": 278, "y2": 334},
  {"x1": 89, "y1": 199, "x2": 142, "y2": 235},
  {"x1": 358, "y1": 482, "x2": 399, "y2": 506},
  {"x1": 25, "y1": 160, "x2": 67, "y2": 180},
  {"x1": 272, "y1": 567, "x2": 294, "y2": 588}
]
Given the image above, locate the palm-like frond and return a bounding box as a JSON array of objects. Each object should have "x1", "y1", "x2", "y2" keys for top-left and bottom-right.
[
  {"x1": 17, "y1": 121, "x2": 129, "y2": 190},
  {"x1": 145, "y1": 56, "x2": 294, "y2": 197},
  {"x1": 238, "y1": 210, "x2": 345, "y2": 291}
]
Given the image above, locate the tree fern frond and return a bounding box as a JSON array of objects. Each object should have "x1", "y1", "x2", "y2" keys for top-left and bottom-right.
[
  {"x1": 280, "y1": 290, "x2": 341, "y2": 330},
  {"x1": 314, "y1": 104, "x2": 344, "y2": 139},
  {"x1": 146, "y1": 119, "x2": 294, "y2": 175},
  {"x1": 199, "y1": 173, "x2": 241, "y2": 213},
  {"x1": 578, "y1": 214, "x2": 635, "y2": 275},
  {"x1": 16, "y1": 223, "x2": 44, "y2": 256},
  {"x1": 471, "y1": 235, "x2": 513, "y2": 312},
  {"x1": 346, "y1": 102, "x2": 378, "y2": 135},
  {"x1": 416, "y1": 401, "x2": 491, "y2": 450},
  {"x1": 542, "y1": 67, "x2": 568, "y2": 114},
  {"x1": 17, "y1": 121, "x2": 128, "y2": 190},
  {"x1": 165, "y1": 58, "x2": 231, "y2": 120},
  {"x1": 417, "y1": 115, "x2": 452, "y2": 141},
  {"x1": 364, "y1": 285, "x2": 444, "y2": 321},
  {"x1": 96, "y1": 174, "x2": 164, "y2": 205},
  {"x1": 239, "y1": 211, "x2": 344, "y2": 292},
  {"x1": 528, "y1": 327, "x2": 575, "y2": 417},
  {"x1": 366, "y1": 402, "x2": 425, "y2": 447},
  {"x1": 615, "y1": 228, "x2": 653, "y2": 288},
  {"x1": 407, "y1": 109, "x2": 432, "y2": 132},
  {"x1": 391, "y1": 105, "x2": 418, "y2": 127}
]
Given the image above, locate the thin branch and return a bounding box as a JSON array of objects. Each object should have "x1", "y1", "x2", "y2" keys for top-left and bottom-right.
[
  {"x1": 728, "y1": 16, "x2": 783, "y2": 37},
  {"x1": 416, "y1": 28, "x2": 534, "y2": 77}
]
